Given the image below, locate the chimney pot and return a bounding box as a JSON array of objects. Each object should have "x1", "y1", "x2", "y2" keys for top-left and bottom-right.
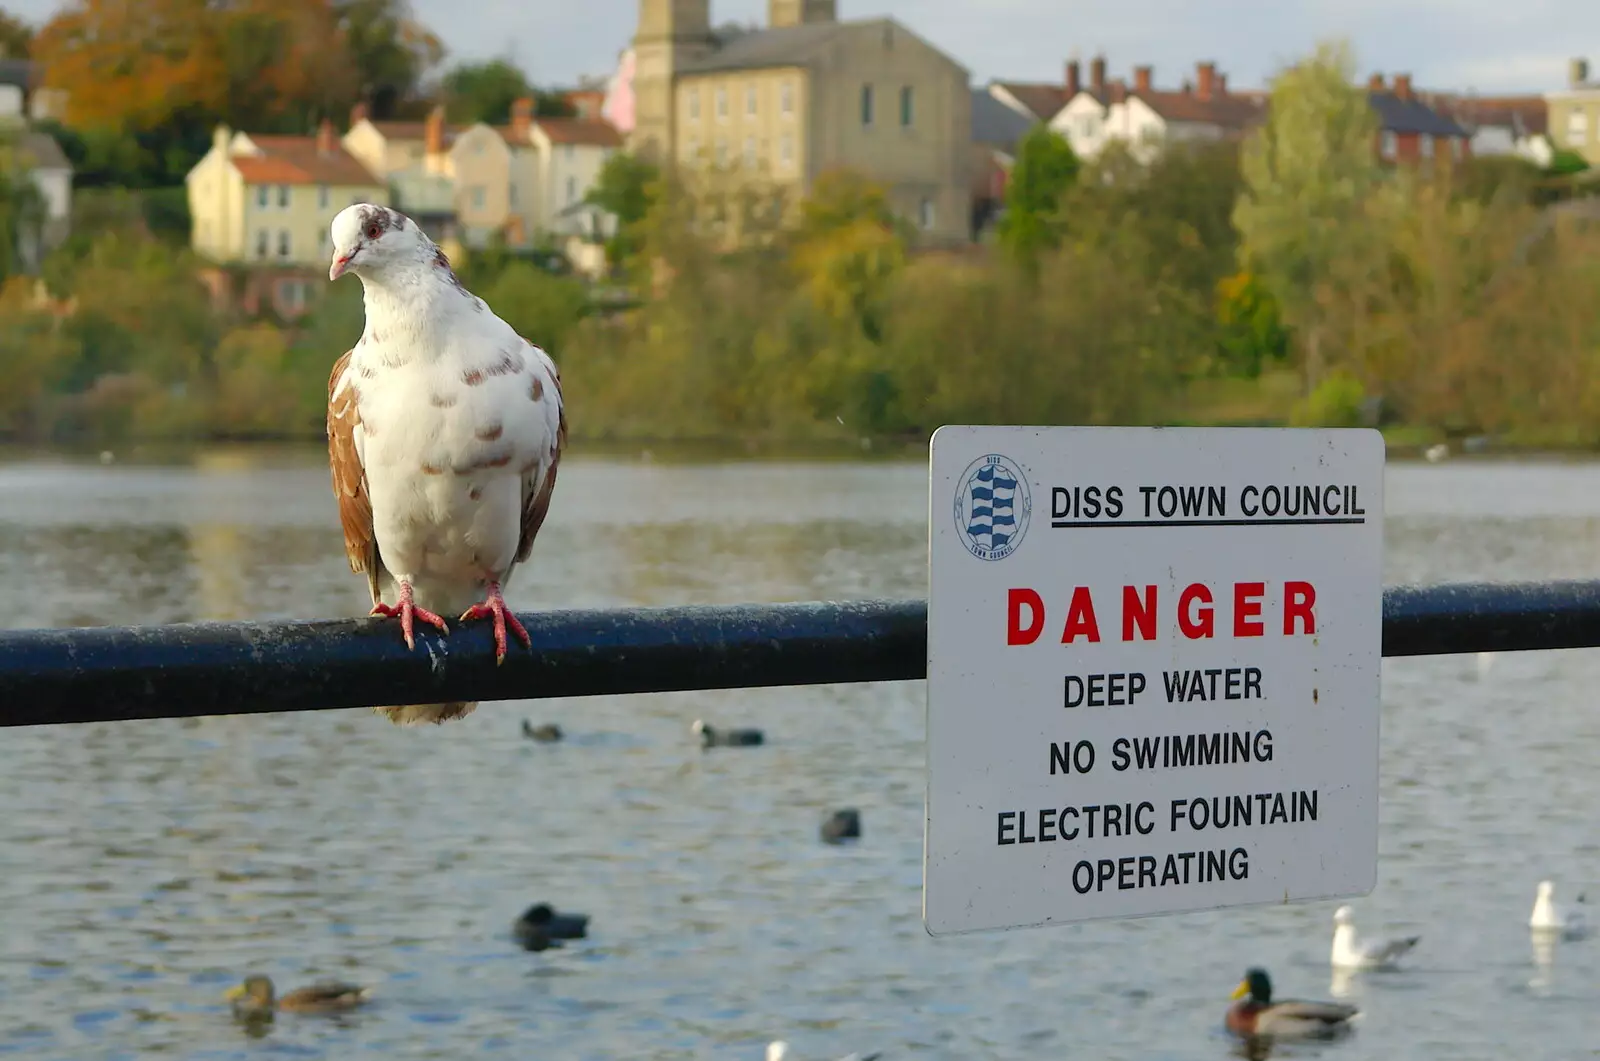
[
  {"x1": 350, "y1": 101, "x2": 369, "y2": 127},
  {"x1": 1368, "y1": 73, "x2": 1385, "y2": 92},
  {"x1": 425, "y1": 104, "x2": 445, "y2": 156},
  {"x1": 1570, "y1": 57, "x2": 1590, "y2": 87},
  {"x1": 1393, "y1": 73, "x2": 1412, "y2": 99},
  {"x1": 1196, "y1": 61, "x2": 1216, "y2": 101},
  {"x1": 317, "y1": 117, "x2": 336, "y2": 154},
  {"x1": 1065, "y1": 59, "x2": 1081, "y2": 97},
  {"x1": 511, "y1": 96, "x2": 535, "y2": 139},
  {"x1": 1217, "y1": 72, "x2": 1228, "y2": 95},
  {"x1": 1133, "y1": 65, "x2": 1152, "y2": 94},
  {"x1": 1110, "y1": 78, "x2": 1127, "y2": 104},
  {"x1": 1090, "y1": 55, "x2": 1107, "y2": 93}
]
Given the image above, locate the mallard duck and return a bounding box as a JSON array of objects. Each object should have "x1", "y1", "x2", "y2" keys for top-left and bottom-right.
[
  {"x1": 1226, "y1": 968, "x2": 1357, "y2": 1041},
  {"x1": 522, "y1": 720, "x2": 563, "y2": 742},
  {"x1": 224, "y1": 975, "x2": 372, "y2": 1019},
  {"x1": 1331, "y1": 905, "x2": 1420, "y2": 969},
  {"x1": 692, "y1": 718, "x2": 763, "y2": 747}
]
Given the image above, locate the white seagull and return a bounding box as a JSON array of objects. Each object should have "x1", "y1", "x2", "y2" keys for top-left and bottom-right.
[
  {"x1": 767, "y1": 1042, "x2": 881, "y2": 1061},
  {"x1": 325, "y1": 203, "x2": 567, "y2": 725},
  {"x1": 1330, "y1": 905, "x2": 1421, "y2": 970},
  {"x1": 1530, "y1": 880, "x2": 1589, "y2": 941}
]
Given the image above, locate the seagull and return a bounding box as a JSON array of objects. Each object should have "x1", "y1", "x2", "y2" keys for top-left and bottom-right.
[
  {"x1": 1530, "y1": 880, "x2": 1590, "y2": 940},
  {"x1": 325, "y1": 203, "x2": 567, "y2": 725},
  {"x1": 766, "y1": 1041, "x2": 881, "y2": 1061},
  {"x1": 1330, "y1": 905, "x2": 1420, "y2": 970}
]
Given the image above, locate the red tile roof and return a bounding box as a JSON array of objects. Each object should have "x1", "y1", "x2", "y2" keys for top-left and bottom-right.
[
  {"x1": 1134, "y1": 89, "x2": 1266, "y2": 130},
  {"x1": 232, "y1": 135, "x2": 381, "y2": 186},
  {"x1": 535, "y1": 117, "x2": 622, "y2": 147},
  {"x1": 992, "y1": 82, "x2": 1071, "y2": 122},
  {"x1": 1428, "y1": 94, "x2": 1547, "y2": 135}
]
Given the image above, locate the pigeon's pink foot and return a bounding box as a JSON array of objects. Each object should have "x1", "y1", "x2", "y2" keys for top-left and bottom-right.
[
  {"x1": 458, "y1": 582, "x2": 530, "y2": 665},
  {"x1": 370, "y1": 581, "x2": 450, "y2": 650}
]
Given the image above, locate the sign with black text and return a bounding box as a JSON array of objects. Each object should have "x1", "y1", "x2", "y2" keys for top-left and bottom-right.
[{"x1": 924, "y1": 426, "x2": 1385, "y2": 936}]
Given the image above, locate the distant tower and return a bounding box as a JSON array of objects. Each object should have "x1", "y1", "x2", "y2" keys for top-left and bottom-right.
[
  {"x1": 769, "y1": 0, "x2": 836, "y2": 26},
  {"x1": 630, "y1": 0, "x2": 714, "y2": 163}
]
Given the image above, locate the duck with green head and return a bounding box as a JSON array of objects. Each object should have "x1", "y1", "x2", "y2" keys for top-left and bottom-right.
[
  {"x1": 224, "y1": 975, "x2": 372, "y2": 1020},
  {"x1": 1226, "y1": 967, "x2": 1357, "y2": 1041}
]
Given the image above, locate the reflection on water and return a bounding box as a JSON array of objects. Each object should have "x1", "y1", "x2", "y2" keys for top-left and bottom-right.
[{"x1": 1, "y1": 450, "x2": 1598, "y2": 1059}]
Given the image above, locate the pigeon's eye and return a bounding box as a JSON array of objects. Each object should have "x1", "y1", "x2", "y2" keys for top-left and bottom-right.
[{"x1": 365, "y1": 224, "x2": 381, "y2": 240}]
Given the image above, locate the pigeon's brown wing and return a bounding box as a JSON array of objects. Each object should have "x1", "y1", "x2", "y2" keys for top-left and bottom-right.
[
  {"x1": 327, "y1": 349, "x2": 382, "y2": 603},
  {"x1": 516, "y1": 347, "x2": 567, "y2": 564}
]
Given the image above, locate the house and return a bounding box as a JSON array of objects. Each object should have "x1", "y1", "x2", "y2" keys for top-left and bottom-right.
[
  {"x1": 0, "y1": 59, "x2": 68, "y2": 124},
  {"x1": 1049, "y1": 60, "x2": 1263, "y2": 162},
  {"x1": 1546, "y1": 58, "x2": 1600, "y2": 166},
  {"x1": 629, "y1": 0, "x2": 972, "y2": 245},
  {"x1": 1429, "y1": 94, "x2": 1552, "y2": 168},
  {"x1": 7, "y1": 131, "x2": 72, "y2": 272},
  {"x1": 1367, "y1": 74, "x2": 1472, "y2": 165},
  {"x1": 185, "y1": 120, "x2": 388, "y2": 317},
  {"x1": 969, "y1": 88, "x2": 1035, "y2": 238}
]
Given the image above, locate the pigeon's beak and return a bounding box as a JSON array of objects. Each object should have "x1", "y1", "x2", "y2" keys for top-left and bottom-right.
[{"x1": 329, "y1": 252, "x2": 354, "y2": 282}]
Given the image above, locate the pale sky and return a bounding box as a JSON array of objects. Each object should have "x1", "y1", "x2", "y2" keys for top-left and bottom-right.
[{"x1": 5, "y1": 0, "x2": 1595, "y2": 95}]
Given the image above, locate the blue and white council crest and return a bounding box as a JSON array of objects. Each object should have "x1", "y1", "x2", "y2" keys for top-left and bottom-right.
[{"x1": 954, "y1": 454, "x2": 1031, "y2": 560}]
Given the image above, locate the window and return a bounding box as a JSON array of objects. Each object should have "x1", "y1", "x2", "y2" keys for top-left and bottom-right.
[
  {"x1": 899, "y1": 85, "x2": 913, "y2": 127},
  {"x1": 566, "y1": 176, "x2": 577, "y2": 204},
  {"x1": 509, "y1": 183, "x2": 518, "y2": 207},
  {"x1": 860, "y1": 84, "x2": 874, "y2": 126},
  {"x1": 742, "y1": 136, "x2": 756, "y2": 169},
  {"x1": 1077, "y1": 115, "x2": 1097, "y2": 140},
  {"x1": 715, "y1": 138, "x2": 728, "y2": 166},
  {"x1": 317, "y1": 184, "x2": 329, "y2": 209},
  {"x1": 471, "y1": 185, "x2": 486, "y2": 208},
  {"x1": 779, "y1": 133, "x2": 793, "y2": 167},
  {"x1": 780, "y1": 81, "x2": 794, "y2": 116},
  {"x1": 919, "y1": 198, "x2": 935, "y2": 231},
  {"x1": 746, "y1": 84, "x2": 757, "y2": 117},
  {"x1": 688, "y1": 89, "x2": 700, "y2": 120},
  {"x1": 255, "y1": 229, "x2": 268, "y2": 258},
  {"x1": 1420, "y1": 135, "x2": 1434, "y2": 159},
  {"x1": 686, "y1": 136, "x2": 701, "y2": 162},
  {"x1": 277, "y1": 229, "x2": 291, "y2": 258},
  {"x1": 278, "y1": 184, "x2": 290, "y2": 208},
  {"x1": 1380, "y1": 131, "x2": 1396, "y2": 158},
  {"x1": 716, "y1": 86, "x2": 728, "y2": 120},
  {"x1": 1568, "y1": 109, "x2": 1590, "y2": 145},
  {"x1": 563, "y1": 144, "x2": 574, "y2": 161},
  {"x1": 256, "y1": 186, "x2": 268, "y2": 208}
]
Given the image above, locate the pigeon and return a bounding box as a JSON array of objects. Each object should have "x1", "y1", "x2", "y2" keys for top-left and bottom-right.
[
  {"x1": 325, "y1": 203, "x2": 567, "y2": 725},
  {"x1": 692, "y1": 719, "x2": 764, "y2": 747},
  {"x1": 1329, "y1": 905, "x2": 1420, "y2": 970}
]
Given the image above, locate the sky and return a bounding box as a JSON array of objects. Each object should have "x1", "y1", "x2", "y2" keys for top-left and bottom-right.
[{"x1": 5, "y1": 0, "x2": 1597, "y2": 96}]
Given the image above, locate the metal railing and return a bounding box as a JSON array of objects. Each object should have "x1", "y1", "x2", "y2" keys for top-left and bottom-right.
[{"x1": 2, "y1": 580, "x2": 1599, "y2": 728}]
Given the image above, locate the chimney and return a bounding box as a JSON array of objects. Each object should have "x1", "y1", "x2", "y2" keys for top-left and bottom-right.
[
  {"x1": 425, "y1": 104, "x2": 445, "y2": 156},
  {"x1": 316, "y1": 117, "x2": 336, "y2": 155},
  {"x1": 511, "y1": 96, "x2": 534, "y2": 140},
  {"x1": 1110, "y1": 78, "x2": 1127, "y2": 104},
  {"x1": 1572, "y1": 57, "x2": 1591, "y2": 88},
  {"x1": 1133, "y1": 65, "x2": 1152, "y2": 94},
  {"x1": 350, "y1": 101, "x2": 369, "y2": 127},
  {"x1": 1393, "y1": 73, "x2": 1412, "y2": 100},
  {"x1": 1368, "y1": 73, "x2": 1385, "y2": 92},
  {"x1": 1196, "y1": 61, "x2": 1217, "y2": 101},
  {"x1": 1217, "y1": 72, "x2": 1228, "y2": 95},
  {"x1": 213, "y1": 124, "x2": 231, "y2": 155},
  {"x1": 1090, "y1": 55, "x2": 1107, "y2": 93},
  {"x1": 1065, "y1": 59, "x2": 1081, "y2": 97}
]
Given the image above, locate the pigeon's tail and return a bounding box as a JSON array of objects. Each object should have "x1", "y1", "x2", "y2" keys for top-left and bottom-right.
[{"x1": 373, "y1": 701, "x2": 478, "y2": 725}]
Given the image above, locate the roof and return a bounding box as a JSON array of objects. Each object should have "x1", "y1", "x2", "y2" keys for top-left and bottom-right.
[
  {"x1": 991, "y1": 81, "x2": 1071, "y2": 123},
  {"x1": 534, "y1": 117, "x2": 622, "y2": 147},
  {"x1": 678, "y1": 20, "x2": 845, "y2": 74},
  {"x1": 19, "y1": 131, "x2": 70, "y2": 171},
  {"x1": 1429, "y1": 94, "x2": 1548, "y2": 136},
  {"x1": 1135, "y1": 89, "x2": 1265, "y2": 130},
  {"x1": 0, "y1": 59, "x2": 33, "y2": 89},
  {"x1": 971, "y1": 89, "x2": 1035, "y2": 150},
  {"x1": 1368, "y1": 92, "x2": 1470, "y2": 138},
  {"x1": 232, "y1": 135, "x2": 382, "y2": 186}
]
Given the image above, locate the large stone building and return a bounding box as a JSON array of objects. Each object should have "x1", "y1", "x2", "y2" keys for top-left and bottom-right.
[{"x1": 629, "y1": 0, "x2": 971, "y2": 244}]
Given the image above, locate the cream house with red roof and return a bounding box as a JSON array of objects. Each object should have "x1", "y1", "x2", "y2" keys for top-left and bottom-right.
[{"x1": 1049, "y1": 60, "x2": 1264, "y2": 162}]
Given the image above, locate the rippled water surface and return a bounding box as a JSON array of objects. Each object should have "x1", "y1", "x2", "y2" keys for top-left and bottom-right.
[{"x1": 0, "y1": 449, "x2": 1597, "y2": 1060}]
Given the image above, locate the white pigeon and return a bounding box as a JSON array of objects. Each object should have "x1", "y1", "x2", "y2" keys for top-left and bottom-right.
[
  {"x1": 766, "y1": 1041, "x2": 881, "y2": 1061},
  {"x1": 1530, "y1": 880, "x2": 1589, "y2": 940},
  {"x1": 1330, "y1": 905, "x2": 1420, "y2": 970},
  {"x1": 325, "y1": 203, "x2": 567, "y2": 725}
]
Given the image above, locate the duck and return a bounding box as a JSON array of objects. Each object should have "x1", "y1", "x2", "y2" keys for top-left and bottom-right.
[
  {"x1": 1330, "y1": 904, "x2": 1420, "y2": 969},
  {"x1": 522, "y1": 720, "x2": 563, "y2": 742},
  {"x1": 692, "y1": 718, "x2": 764, "y2": 747},
  {"x1": 1530, "y1": 880, "x2": 1589, "y2": 940},
  {"x1": 766, "y1": 1041, "x2": 882, "y2": 1061},
  {"x1": 821, "y1": 808, "x2": 862, "y2": 844},
  {"x1": 1226, "y1": 967, "x2": 1357, "y2": 1041},
  {"x1": 224, "y1": 975, "x2": 371, "y2": 1019},
  {"x1": 513, "y1": 902, "x2": 589, "y2": 951}
]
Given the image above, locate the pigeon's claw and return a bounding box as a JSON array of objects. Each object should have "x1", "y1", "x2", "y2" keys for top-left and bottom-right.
[
  {"x1": 459, "y1": 582, "x2": 530, "y2": 665},
  {"x1": 370, "y1": 581, "x2": 449, "y2": 650}
]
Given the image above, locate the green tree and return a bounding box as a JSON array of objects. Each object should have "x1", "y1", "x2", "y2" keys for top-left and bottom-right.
[
  {"x1": 1233, "y1": 39, "x2": 1382, "y2": 394},
  {"x1": 586, "y1": 151, "x2": 660, "y2": 266},
  {"x1": 333, "y1": 0, "x2": 444, "y2": 118},
  {"x1": 441, "y1": 59, "x2": 532, "y2": 125},
  {"x1": 996, "y1": 124, "x2": 1080, "y2": 272},
  {"x1": 0, "y1": 8, "x2": 32, "y2": 57},
  {"x1": 1215, "y1": 270, "x2": 1291, "y2": 378},
  {"x1": 480, "y1": 263, "x2": 589, "y2": 352}
]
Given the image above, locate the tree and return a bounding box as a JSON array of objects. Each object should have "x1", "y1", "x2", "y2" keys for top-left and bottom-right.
[
  {"x1": 996, "y1": 125, "x2": 1080, "y2": 272},
  {"x1": 0, "y1": 8, "x2": 32, "y2": 57},
  {"x1": 1233, "y1": 39, "x2": 1383, "y2": 394},
  {"x1": 586, "y1": 151, "x2": 660, "y2": 266},
  {"x1": 1215, "y1": 271, "x2": 1291, "y2": 378},
  {"x1": 441, "y1": 59, "x2": 532, "y2": 125},
  {"x1": 333, "y1": 0, "x2": 444, "y2": 119}
]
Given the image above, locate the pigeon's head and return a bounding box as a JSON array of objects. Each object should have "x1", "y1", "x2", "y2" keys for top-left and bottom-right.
[{"x1": 328, "y1": 203, "x2": 431, "y2": 282}]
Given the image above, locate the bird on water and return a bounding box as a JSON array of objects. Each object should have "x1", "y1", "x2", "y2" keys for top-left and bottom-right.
[
  {"x1": 692, "y1": 718, "x2": 764, "y2": 747},
  {"x1": 522, "y1": 720, "x2": 563, "y2": 742},
  {"x1": 325, "y1": 203, "x2": 567, "y2": 724},
  {"x1": 224, "y1": 975, "x2": 371, "y2": 1020},
  {"x1": 1225, "y1": 967, "x2": 1357, "y2": 1042},
  {"x1": 1330, "y1": 904, "x2": 1421, "y2": 970}
]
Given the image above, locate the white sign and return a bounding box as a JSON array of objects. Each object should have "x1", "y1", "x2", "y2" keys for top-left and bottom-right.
[{"x1": 924, "y1": 426, "x2": 1384, "y2": 936}]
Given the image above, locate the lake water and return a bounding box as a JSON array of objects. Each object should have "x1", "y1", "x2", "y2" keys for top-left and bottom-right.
[{"x1": 0, "y1": 449, "x2": 1597, "y2": 1060}]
